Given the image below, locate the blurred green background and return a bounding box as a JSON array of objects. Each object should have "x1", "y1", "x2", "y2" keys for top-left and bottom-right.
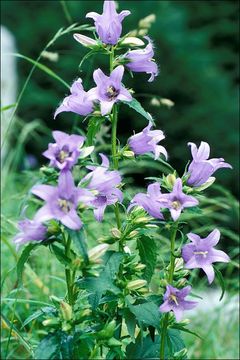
[{"x1": 1, "y1": 1, "x2": 239, "y2": 359}]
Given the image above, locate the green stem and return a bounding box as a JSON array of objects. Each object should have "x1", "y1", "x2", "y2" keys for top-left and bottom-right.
[
  {"x1": 160, "y1": 223, "x2": 178, "y2": 359},
  {"x1": 64, "y1": 234, "x2": 73, "y2": 306}
]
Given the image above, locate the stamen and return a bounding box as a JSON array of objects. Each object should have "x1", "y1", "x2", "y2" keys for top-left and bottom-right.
[
  {"x1": 169, "y1": 294, "x2": 179, "y2": 306},
  {"x1": 57, "y1": 150, "x2": 69, "y2": 163},
  {"x1": 106, "y1": 86, "x2": 119, "y2": 100},
  {"x1": 171, "y1": 200, "x2": 181, "y2": 210},
  {"x1": 58, "y1": 199, "x2": 72, "y2": 213},
  {"x1": 193, "y1": 251, "x2": 208, "y2": 258}
]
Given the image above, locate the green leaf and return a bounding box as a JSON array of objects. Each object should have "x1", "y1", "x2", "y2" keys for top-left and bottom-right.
[
  {"x1": 166, "y1": 329, "x2": 186, "y2": 358},
  {"x1": 11, "y1": 53, "x2": 70, "y2": 89},
  {"x1": 171, "y1": 324, "x2": 203, "y2": 339},
  {"x1": 17, "y1": 243, "x2": 38, "y2": 284},
  {"x1": 21, "y1": 306, "x2": 57, "y2": 329},
  {"x1": 1, "y1": 103, "x2": 17, "y2": 111},
  {"x1": 122, "y1": 98, "x2": 154, "y2": 123},
  {"x1": 214, "y1": 266, "x2": 226, "y2": 301},
  {"x1": 123, "y1": 308, "x2": 136, "y2": 340},
  {"x1": 126, "y1": 333, "x2": 160, "y2": 359},
  {"x1": 87, "y1": 116, "x2": 105, "y2": 145},
  {"x1": 137, "y1": 235, "x2": 157, "y2": 282},
  {"x1": 35, "y1": 332, "x2": 61, "y2": 359},
  {"x1": 50, "y1": 243, "x2": 71, "y2": 266},
  {"x1": 127, "y1": 300, "x2": 161, "y2": 330},
  {"x1": 69, "y1": 229, "x2": 89, "y2": 263},
  {"x1": 60, "y1": 333, "x2": 74, "y2": 359}
]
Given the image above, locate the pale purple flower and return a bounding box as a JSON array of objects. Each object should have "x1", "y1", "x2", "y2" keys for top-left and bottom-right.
[
  {"x1": 187, "y1": 141, "x2": 232, "y2": 187},
  {"x1": 88, "y1": 65, "x2": 132, "y2": 115},
  {"x1": 128, "y1": 182, "x2": 164, "y2": 220},
  {"x1": 54, "y1": 78, "x2": 93, "y2": 118},
  {"x1": 182, "y1": 229, "x2": 230, "y2": 284},
  {"x1": 125, "y1": 37, "x2": 158, "y2": 82},
  {"x1": 128, "y1": 121, "x2": 167, "y2": 160},
  {"x1": 80, "y1": 154, "x2": 122, "y2": 221},
  {"x1": 159, "y1": 285, "x2": 197, "y2": 322},
  {"x1": 86, "y1": 0, "x2": 130, "y2": 45},
  {"x1": 43, "y1": 131, "x2": 85, "y2": 171},
  {"x1": 32, "y1": 171, "x2": 94, "y2": 230},
  {"x1": 159, "y1": 178, "x2": 199, "y2": 221},
  {"x1": 13, "y1": 219, "x2": 47, "y2": 250}
]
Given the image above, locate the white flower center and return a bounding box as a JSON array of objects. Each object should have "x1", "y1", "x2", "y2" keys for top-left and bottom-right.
[
  {"x1": 169, "y1": 294, "x2": 179, "y2": 305},
  {"x1": 58, "y1": 199, "x2": 72, "y2": 213},
  {"x1": 193, "y1": 251, "x2": 208, "y2": 258},
  {"x1": 171, "y1": 200, "x2": 181, "y2": 210}
]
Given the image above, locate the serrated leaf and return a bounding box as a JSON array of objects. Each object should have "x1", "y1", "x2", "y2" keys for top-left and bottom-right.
[
  {"x1": 167, "y1": 329, "x2": 186, "y2": 358},
  {"x1": 123, "y1": 308, "x2": 136, "y2": 340},
  {"x1": 122, "y1": 98, "x2": 154, "y2": 123},
  {"x1": 126, "y1": 333, "x2": 160, "y2": 359},
  {"x1": 35, "y1": 332, "x2": 61, "y2": 359},
  {"x1": 17, "y1": 243, "x2": 38, "y2": 284},
  {"x1": 127, "y1": 300, "x2": 161, "y2": 330},
  {"x1": 137, "y1": 235, "x2": 157, "y2": 282},
  {"x1": 214, "y1": 266, "x2": 226, "y2": 301}
]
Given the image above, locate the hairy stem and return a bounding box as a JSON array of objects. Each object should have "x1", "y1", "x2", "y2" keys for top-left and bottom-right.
[{"x1": 160, "y1": 223, "x2": 178, "y2": 359}]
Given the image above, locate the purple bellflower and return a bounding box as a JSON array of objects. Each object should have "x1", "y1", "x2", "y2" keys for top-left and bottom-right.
[
  {"x1": 32, "y1": 171, "x2": 94, "y2": 230},
  {"x1": 159, "y1": 285, "x2": 198, "y2": 322},
  {"x1": 128, "y1": 183, "x2": 164, "y2": 220},
  {"x1": 86, "y1": 0, "x2": 130, "y2": 45},
  {"x1": 187, "y1": 141, "x2": 232, "y2": 187},
  {"x1": 159, "y1": 178, "x2": 199, "y2": 221},
  {"x1": 54, "y1": 78, "x2": 93, "y2": 118},
  {"x1": 13, "y1": 219, "x2": 47, "y2": 250},
  {"x1": 80, "y1": 154, "x2": 123, "y2": 221},
  {"x1": 88, "y1": 65, "x2": 132, "y2": 115},
  {"x1": 128, "y1": 121, "x2": 167, "y2": 160},
  {"x1": 125, "y1": 37, "x2": 158, "y2": 82},
  {"x1": 43, "y1": 131, "x2": 85, "y2": 171},
  {"x1": 182, "y1": 229, "x2": 230, "y2": 284}
]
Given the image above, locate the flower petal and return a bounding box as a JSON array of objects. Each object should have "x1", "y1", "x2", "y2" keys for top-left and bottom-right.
[
  {"x1": 34, "y1": 205, "x2": 54, "y2": 222},
  {"x1": 31, "y1": 185, "x2": 56, "y2": 201},
  {"x1": 210, "y1": 249, "x2": 230, "y2": 263},
  {"x1": 202, "y1": 264, "x2": 215, "y2": 284},
  {"x1": 61, "y1": 210, "x2": 82, "y2": 230}
]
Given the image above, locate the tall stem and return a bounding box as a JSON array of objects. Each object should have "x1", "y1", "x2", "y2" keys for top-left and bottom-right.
[
  {"x1": 160, "y1": 223, "x2": 178, "y2": 359},
  {"x1": 64, "y1": 233, "x2": 73, "y2": 306}
]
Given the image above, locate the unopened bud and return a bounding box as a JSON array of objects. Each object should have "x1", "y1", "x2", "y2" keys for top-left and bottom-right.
[
  {"x1": 123, "y1": 150, "x2": 135, "y2": 158},
  {"x1": 176, "y1": 278, "x2": 187, "y2": 288},
  {"x1": 60, "y1": 301, "x2": 72, "y2": 321},
  {"x1": 165, "y1": 173, "x2": 177, "y2": 188},
  {"x1": 111, "y1": 228, "x2": 121, "y2": 239},
  {"x1": 99, "y1": 236, "x2": 116, "y2": 244},
  {"x1": 124, "y1": 246, "x2": 131, "y2": 254},
  {"x1": 135, "y1": 263, "x2": 146, "y2": 270},
  {"x1": 73, "y1": 33, "x2": 98, "y2": 48},
  {"x1": 120, "y1": 37, "x2": 145, "y2": 47},
  {"x1": 42, "y1": 318, "x2": 60, "y2": 327},
  {"x1": 47, "y1": 220, "x2": 60, "y2": 234},
  {"x1": 139, "y1": 14, "x2": 156, "y2": 29},
  {"x1": 88, "y1": 244, "x2": 109, "y2": 262},
  {"x1": 72, "y1": 258, "x2": 82, "y2": 269},
  {"x1": 160, "y1": 279, "x2": 168, "y2": 287},
  {"x1": 150, "y1": 97, "x2": 161, "y2": 107},
  {"x1": 79, "y1": 146, "x2": 94, "y2": 159},
  {"x1": 138, "y1": 29, "x2": 148, "y2": 36},
  {"x1": 134, "y1": 216, "x2": 150, "y2": 224},
  {"x1": 137, "y1": 287, "x2": 148, "y2": 294},
  {"x1": 174, "y1": 258, "x2": 184, "y2": 271},
  {"x1": 128, "y1": 230, "x2": 139, "y2": 239},
  {"x1": 160, "y1": 98, "x2": 175, "y2": 108},
  {"x1": 194, "y1": 177, "x2": 216, "y2": 192},
  {"x1": 127, "y1": 279, "x2": 147, "y2": 290},
  {"x1": 41, "y1": 51, "x2": 59, "y2": 62},
  {"x1": 81, "y1": 309, "x2": 91, "y2": 317},
  {"x1": 178, "y1": 318, "x2": 190, "y2": 326}
]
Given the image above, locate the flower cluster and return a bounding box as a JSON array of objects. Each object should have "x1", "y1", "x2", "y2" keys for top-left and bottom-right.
[{"x1": 13, "y1": 1, "x2": 232, "y2": 348}]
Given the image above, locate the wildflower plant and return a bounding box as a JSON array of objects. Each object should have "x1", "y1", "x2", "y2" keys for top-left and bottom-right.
[{"x1": 13, "y1": 1, "x2": 233, "y2": 359}]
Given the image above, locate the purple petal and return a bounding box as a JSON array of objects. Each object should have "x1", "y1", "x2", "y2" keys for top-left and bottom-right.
[
  {"x1": 110, "y1": 65, "x2": 124, "y2": 84},
  {"x1": 183, "y1": 300, "x2": 198, "y2": 310},
  {"x1": 204, "y1": 228, "x2": 220, "y2": 247},
  {"x1": 187, "y1": 232, "x2": 201, "y2": 244},
  {"x1": 202, "y1": 264, "x2": 215, "y2": 284},
  {"x1": 61, "y1": 209, "x2": 82, "y2": 230},
  {"x1": 93, "y1": 68, "x2": 108, "y2": 86},
  {"x1": 86, "y1": 11, "x2": 100, "y2": 21},
  {"x1": 117, "y1": 86, "x2": 132, "y2": 102},
  {"x1": 118, "y1": 10, "x2": 131, "y2": 21},
  {"x1": 173, "y1": 178, "x2": 183, "y2": 194},
  {"x1": 147, "y1": 182, "x2": 161, "y2": 198},
  {"x1": 184, "y1": 257, "x2": 199, "y2": 269},
  {"x1": 210, "y1": 249, "x2": 230, "y2": 263},
  {"x1": 58, "y1": 171, "x2": 75, "y2": 199},
  {"x1": 31, "y1": 185, "x2": 56, "y2": 201},
  {"x1": 99, "y1": 153, "x2": 110, "y2": 168},
  {"x1": 52, "y1": 130, "x2": 68, "y2": 144},
  {"x1": 159, "y1": 301, "x2": 171, "y2": 313},
  {"x1": 94, "y1": 204, "x2": 107, "y2": 222},
  {"x1": 170, "y1": 208, "x2": 182, "y2": 221},
  {"x1": 173, "y1": 307, "x2": 184, "y2": 322},
  {"x1": 178, "y1": 285, "x2": 192, "y2": 298},
  {"x1": 34, "y1": 205, "x2": 54, "y2": 222},
  {"x1": 100, "y1": 100, "x2": 114, "y2": 115},
  {"x1": 181, "y1": 243, "x2": 195, "y2": 263},
  {"x1": 76, "y1": 188, "x2": 94, "y2": 204}
]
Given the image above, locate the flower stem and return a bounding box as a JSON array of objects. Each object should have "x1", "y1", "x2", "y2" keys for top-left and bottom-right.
[
  {"x1": 160, "y1": 223, "x2": 178, "y2": 359},
  {"x1": 64, "y1": 233, "x2": 73, "y2": 306}
]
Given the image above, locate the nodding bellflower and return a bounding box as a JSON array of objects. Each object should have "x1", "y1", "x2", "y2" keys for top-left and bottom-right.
[
  {"x1": 182, "y1": 229, "x2": 230, "y2": 284},
  {"x1": 13, "y1": 219, "x2": 47, "y2": 250},
  {"x1": 128, "y1": 183, "x2": 164, "y2": 220},
  {"x1": 88, "y1": 65, "x2": 132, "y2": 115},
  {"x1": 80, "y1": 154, "x2": 123, "y2": 221},
  {"x1": 187, "y1": 141, "x2": 232, "y2": 187},
  {"x1": 128, "y1": 121, "x2": 167, "y2": 160},
  {"x1": 32, "y1": 171, "x2": 94, "y2": 230},
  {"x1": 125, "y1": 36, "x2": 159, "y2": 82},
  {"x1": 86, "y1": 0, "x2": 130, "y2": 45},
  {"x1": 159, "y1": 285, "x2": 198, "y2": 322},
  {"x1": 54, "y1": 78, "x2": 93, "y2": 118},
  {"x1": 43, "y1": 131, "x2": 85, "y2": 171}
]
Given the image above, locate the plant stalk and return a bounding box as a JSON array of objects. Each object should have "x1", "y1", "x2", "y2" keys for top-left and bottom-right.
[{"x1": 64, "y1": 234, "x2": 73, "y2": 306}]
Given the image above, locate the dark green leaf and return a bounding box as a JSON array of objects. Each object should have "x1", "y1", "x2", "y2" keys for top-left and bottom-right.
[
  {"x1": 137, "y1": 235, "x2": 157, "y2": 282},
  {"x1": 87, "y1": 116, "x2": 105, "y2": 145},
  {"x1": 167, "y1": 329, "x2": 186, "y2": 358},
  {"x1": 127, "y1": 300, "x2": 161, "y2": 330},
  {"x1": 21, "y1": 306, "x2": 57, "y2": 329},
  {"x1": 126, "y1": 333, "x2": 160, "y2": 359},
  {"x1": 69, "y1": 228, "x2": 89, "y2": 263},
  {"x1": 17, "y1": 243, "x2": 38, "y2": 284},
  {"x1": 214, "y1": 266, "x2": 226, "y2": 301},
  {"x1": 51, "y1": 244, "x2": 71, "y2": 266},
  {"x1": 60, "y1": 333, "x2": 74, "y2": 359},
  {"x1": 35, "y1": 332, "x2": 61, "y2": 359},
  {"x1": 122, "y1": 98, "x2": 154, "y2": 123},
  {"x1": 123, "y1": 308, "x2": 136, "y2": 340},
  {"x1": 171, "y1": 324, "x2": 202, "y2": 339}
]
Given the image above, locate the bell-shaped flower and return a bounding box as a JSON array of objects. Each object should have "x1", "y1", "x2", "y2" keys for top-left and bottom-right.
[
  {"x1": 159, "y1": 285, "x2": 198, "y2": 322},
  {"x1": 182, "y1": 229, "x2": 230, "y2": 284},
  {"x1": 86, "y1": 0, "x2": 130, "y2": 45},
  {"x1": 32, "y1": 171, "x2": 94, "y2": 230},
  {"x1": 13, "y1": 219, "x2": 47, "y2": 250},
  {"x1": 43, "y1": 131, "x2": 85, "y2": 171},
  {"x1": 128, "y1": 121, "x2": 167, "y2": 160},
  {"x1": 80, "y1": 154, "x2": 123, "y2": 221},
  {"x1": 159, "y1": 178, "x2": 199, "y2": 221},
  {"x1": 88, "y1": 65, "x2": 132, "y2": 115},
  {"x1": 125, "y1": 37, "x2": 158, "y2": 82},
  {"x1": 187, "y1": 141, "x2": 232, "y2": 187},
  {"x1": 128, "y1": 183, "x2": 164, "y2": 220},
  {"x1": 54, "y1": 79, "x2": 93, "y2": 118}
]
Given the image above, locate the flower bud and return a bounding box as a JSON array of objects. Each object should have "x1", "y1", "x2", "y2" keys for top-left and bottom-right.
[
  {"x1": 78, "y1": 146, "x2": 94, "y2": 159},
  {"x1": 135, "y1": 263, "x2": 146, "y2": 270},
  {"x1": 81, "y1": 309, "x2": 92, "y2": 317},
  {"x1": 73, "y1": 33, "x2": 98, "y2": 48},
  {"x1": 50, "y1": 295, "x2": 62, "y2": 304},
  {"x1": 134, "y1": 216, "x2": 150, "y2": 224},
  {"x1": 124, "y1": 246, "x2": 131, "y2": 254},
  {"x1": 88, "y1": 244, "x2": 109, "y2": 262},
  {"x1": 139, "y1": 14, "x2": 156, "y2": 29},
  {"x1": 47, "y1": 220, "x2": 60, "y2": 234},
  {"x1": 128, "y1": 230, "x2": 139, "y2": 239},
  {"x1": 99, "y1": 236, "x2": 116, "y2": 244},
  {"x1": 108, "y1": 338, "x2": 122, "y2": 347},
  {"x1": 138, "y1": 28, "x2": 148, "y2": 36},
  {"x1": 122, "y1": 150, "x2": 135, "y2": 158},
  {"x1": 165, "y1": 173, "x2": 177, "y2": 189},
  {"x1": 160, "y1": 279, "x2": 168, "y2": 287},
  {"x1": 174, "y1": 258, "x2": 184, "y2": 271},
  {"x1": 194, "y1": 176, "x2": 216, "y2": 192},
  {"x1": 42, "y1": 318, "x2": 60, "y2": 327},
  {"x1": 97, "y1": 320, "x2": 116, "y2": 339},
  {"x1": 173, "y1": 348, "x2": 188, "y2": 358},
  {"x1": 176, "y1": 278, "x2": 187, "y2": 288},
  {"x1": 41, "y1": 51, "x2": 59, "y2": 62},
  {"x1": 60, "y1": 301, "x2": 72, "y2": 321},
  {"x1": 111, "y1": 228, "x2": 121, "y2": 239},
  {"x1": 178, "y1": 318, "x2": 190, "y2": 326},
  {"x1": 126, "y1": 279, "x2": 147, "y2": 290},
  {"x1": 120, "y1": 37, "x2": 145, "y2": 47},
  {"x1": 150, "y1": 97, "x2": 161, "y2": 107},
  {"x1": 160, "y1": 98, "x2": 175, "y2": 108}
]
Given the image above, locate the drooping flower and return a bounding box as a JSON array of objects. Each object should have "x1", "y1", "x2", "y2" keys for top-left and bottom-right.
[
  {"x1": 187, "y1": 141, "x2": 232, "y2": 187},
  {"x1": 159, "y1": 285, "x2": 198, "y2": 321},
  {"x1": 86, "y1": 0, "x2": 130, "y2": 45},
  {"x1": 159, "y1": 178, "x2": 199, "y2": 221},
  {"x1": 182, "y1": 229, "x2": 230, "y2": 284},
  {"x1": 128, "y1": 183, "x2": 164, "y2": 220},
  {"x1": 54, "y1": 78, "x2": 93, "y2": 118},
  {"x1": 128, "y1": 121, "x2": 167, "y2": 160},
  {"x1": 32, "y1": 171, "x2": 94, "y2": 230},
  {"x1": 80, "y1": 154, "x2": 122, "y2": 221},
  {"x1": 13, "y1": 219, "x2": 47, "y2": 250},
  {"x1": 88, "y1": 65, "x2": 132, "y2": 115},
  {"x1": 124, "y1": 37, "x2": 158, "y2": 82},
  {"x1": 43, "y1": 131, "x2": 85, "y2": 171}
]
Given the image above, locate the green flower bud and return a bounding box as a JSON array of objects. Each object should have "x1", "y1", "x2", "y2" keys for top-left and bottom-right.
[
  {"x1": 122, "y1": 150, "x2": 135, "y2": 158},
  {"x1": 173, "y1": 348, "x2": 188, "y2": 358},
  {"x1": 88, "y1": 243, "x2": 109, "y2": 262},
  {"x1": 174, "y1": 258, "x2": 184, "y2": 271},
  {"x1": 111, "y1": 228, "x2": 121, "y2": 239},
  {"x1": 165, "y1": 173, "x2": 177, "y2": 189},
  {"x1": 42, "y1": 318, "x2": 60, "y2": 327},
  {"x1": 127, "y1": 279, "x2": 147, "y2": 290},
  {"x1": 60, "y1": 301, "x2": 72, "y2": 321},
  {"x1": 178, "y1": 318, "x2": 190, "y2": 326},
  {"x1": 134, "y1": 216, "x2": 150, "y2": 224},
  {"x1": 97, "y1": 320, "x2": 116, "y2": 339},
  {"x1": 120, "y1": 37, "x2": 145, "y2": 47},
  {"x1": 128, "y1": 230, "x2": 139, "y2": 239},
  {"x1": 160, "y1": 98, "x2": 175, "y2": 108},
  {"x1": 107, "y1": 338, "x2": 122, "y2": 347},
  {"x1": 135, "y1": 263, "x2": 146, "y2": 271},
  {"x1": 139, "y1": 14, "x2": 156, "y2": 29}
]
